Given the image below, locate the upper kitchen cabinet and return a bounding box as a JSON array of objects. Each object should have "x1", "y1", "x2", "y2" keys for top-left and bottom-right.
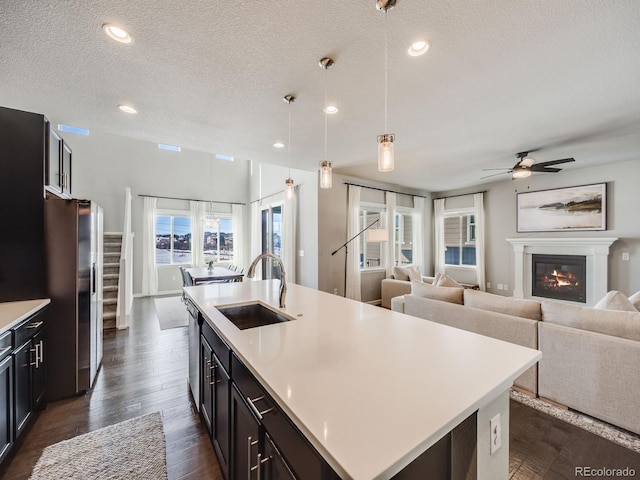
[
  {"x1": 46, "y1": 122, "x2": 72, "y2": 198},
  {"x1": 0, "y1": 105, "x2": 73, "y2": 302}
]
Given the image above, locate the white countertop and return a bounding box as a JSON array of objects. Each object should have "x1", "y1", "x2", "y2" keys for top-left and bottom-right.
[
  {"x1": 0, "y1": 298, "x2": 51, "y2": 334},
  {"x1": 185, "y1": 281, "x2": 541, "y2": 480}
]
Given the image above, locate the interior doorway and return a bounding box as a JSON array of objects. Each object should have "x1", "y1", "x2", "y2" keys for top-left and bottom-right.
[{"x1": 260, "y1": 204, "x2": 282, "y2": 280}]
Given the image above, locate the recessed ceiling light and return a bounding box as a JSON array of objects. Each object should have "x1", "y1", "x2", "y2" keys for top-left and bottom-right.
[
  {"x1": 103, "y1": 24, "x2": 132, "y2": 44},
  {"x1": 407, "y1": 40, "x2": 430, "y2": 57},
  {"x1": 118, "y1": 104, "x2": 137, "y2": 114},
  {"x1": 324, "y1": 105, "x2": 339, "y2": 115},
  {"x1": 273, "y1": 142, "x2": 285, "y2": 149}
]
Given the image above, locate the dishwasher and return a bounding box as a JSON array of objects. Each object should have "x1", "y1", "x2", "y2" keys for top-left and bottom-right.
[{"x1": 186, "y1": 299, "x2": 201, "y2": 411}]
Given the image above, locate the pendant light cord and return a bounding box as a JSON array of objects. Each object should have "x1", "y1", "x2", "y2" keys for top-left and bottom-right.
[
  {"x1": 288, "y1": 99, "x2": 292, "y2": 177},
  {"x1": 324, "y1": 69, "x2": 328, "y2": 159},
  {"x1": 384, "y1": 11, "x2": 388, "y2": 133}
]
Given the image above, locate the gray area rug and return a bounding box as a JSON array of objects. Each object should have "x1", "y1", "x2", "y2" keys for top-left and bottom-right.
[
  {"x1": 154, "y1": 295, "x2": 189, "y2": 330},
  {"x1": 510, "y1": 389, "x2": 640, "y2": 453},
  {"x1": 30, "y1": 412, "x2": 167, "y2": 480}
]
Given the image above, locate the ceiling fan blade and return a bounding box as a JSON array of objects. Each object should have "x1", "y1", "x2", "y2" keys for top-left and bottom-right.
[
  {"x1": 481, "y1": 171, "x2": 511, "y2": 179},
  {"x1": 481, "y1": 168, "x2": 513, "y2": 171},
  {"x1": 530, "y1": 166, "x2": 562, "y2": 173},
  {"x1": 533, "y1": 158, "x2": 575, "y2": 168}
]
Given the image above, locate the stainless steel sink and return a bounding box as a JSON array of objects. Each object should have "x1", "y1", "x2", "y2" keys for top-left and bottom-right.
[{"x1": 217, "y1": 303, "x2": 290, "y2": 330}]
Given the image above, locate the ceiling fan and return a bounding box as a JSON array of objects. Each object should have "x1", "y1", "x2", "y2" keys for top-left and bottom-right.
[{"x1": 482, "y1": 152, "x2": 575, "y2": 179}]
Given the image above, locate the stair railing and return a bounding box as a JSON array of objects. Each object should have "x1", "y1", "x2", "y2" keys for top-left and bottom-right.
[{"x1": 116, "y1": 187, "x2": 134, "y2": 329}]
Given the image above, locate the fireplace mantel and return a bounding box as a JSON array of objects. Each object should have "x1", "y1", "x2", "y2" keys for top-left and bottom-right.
[{"x1": 506, "y1": 237, "x2": 618, "y2": 306}]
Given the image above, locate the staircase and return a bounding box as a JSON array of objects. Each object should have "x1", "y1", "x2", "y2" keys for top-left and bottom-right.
[{"x1": 103, "y1": 233, "x2": 123, "y2": 330}]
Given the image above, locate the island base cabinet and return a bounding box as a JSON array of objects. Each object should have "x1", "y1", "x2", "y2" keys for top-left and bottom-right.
[
  {"x1": 263, "y1": 433, "x2": 295, "y2": 480},
  {"x1": 0, "y1": 355, "x2": 12, "y2": 464},
  {"x1": 231, "y1": 385, "x2": 260, "y2": 480},
  {"x1": 213, "y1": 361, "x2": 230, "y2": 479}
]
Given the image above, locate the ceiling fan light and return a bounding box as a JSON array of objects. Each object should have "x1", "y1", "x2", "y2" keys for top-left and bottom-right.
[
  {"x1": 512, "y1": 168, "x2": 532, "y2": 179},
  {"x1": 377, "y1": 134, "x2": 395, "y2": 172}
]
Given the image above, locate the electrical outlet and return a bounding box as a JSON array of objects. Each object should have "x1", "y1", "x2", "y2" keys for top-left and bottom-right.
[
  {"x1": 497, "y1": 283, "x2": 504, "y2": 290},
  {"x1": 503, "y1": 284, "x2": 508, "y2": 291},
  {"x1": 486, "y1": 282, "x2": 491, "y2": 289},
  {"x1": 622, "y1": 252, "x2": 630, "y2": 261},
  {"x1": 490, "y1": 413, "x2": 502, "y2": 455},
  {"x1": 299, "y1": 249, "x2": 305, "y2": 257}
]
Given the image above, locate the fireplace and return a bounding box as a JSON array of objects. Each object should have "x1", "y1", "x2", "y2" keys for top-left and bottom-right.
[{"x1": 532, "y1": 254, "x2": 586, "y2": 303}]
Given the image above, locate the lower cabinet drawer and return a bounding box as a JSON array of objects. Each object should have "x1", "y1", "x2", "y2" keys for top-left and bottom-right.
[{"x1": 231, "y1": 353, "x2": 339, "y2": 480}]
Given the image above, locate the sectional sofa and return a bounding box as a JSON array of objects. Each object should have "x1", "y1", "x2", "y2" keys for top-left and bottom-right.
[{"x1": 391, "y1": 286, "x2": 640, "y2": 435}]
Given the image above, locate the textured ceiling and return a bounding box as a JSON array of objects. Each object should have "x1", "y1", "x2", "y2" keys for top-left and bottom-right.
[{"x1": 1, "y1": 1, "x2": 639, "y2": 191}]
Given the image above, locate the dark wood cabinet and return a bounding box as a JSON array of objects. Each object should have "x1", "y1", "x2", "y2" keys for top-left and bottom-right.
[
  {"x1": 213, "y1": 354, "x2": 230, "y2": 478},
  {"x1": 201, "y1": 336, "x2": 214, "y2": 435},
  {"x1": 12, "y1": 339, "x2": 32, "y2": 438},
  {"x1": 0, "y1": 106, "x2": 73, "y2": 302},
  {"x1": 31, "y1": 329, "x2": 46, "y2": 410},
  {"x1": 263, "y1": 433, "x2": 295, "y2": 480},
  {"x1": 0, "y1": 354, "x2": 13, "y2": 464},
  {"x1": 61, "y1": 140, "x2": 72, "y2": 196},
  {"x1": 231, "y1": 385, "x2": 261, "y2": 480}
]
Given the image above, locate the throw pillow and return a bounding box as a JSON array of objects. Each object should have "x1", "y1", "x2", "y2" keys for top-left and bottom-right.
[
  {"x1": 392, "y1": 266, "x2": 411, "y2": 281},
  {"x1": 435, "y1": 273, "x2": 463, "y2": 288},
  {"x1": 408, "y1": 268, "x2": 423, "y2": 282},
  {"x1": 594, "y1": 291, "x2": 639, "y2": 312},
  {"x1": 411, "y1": 281, "x2": 464, "y2": 304},
  {"x1": 629, "y1": 291, "x2": 640, "y2": 311},
  {"x1": 463, "y1": 289, "x2": 542, "y2": 321}
]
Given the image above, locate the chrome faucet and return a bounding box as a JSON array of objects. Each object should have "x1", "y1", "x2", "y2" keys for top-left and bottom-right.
[{"x1": 246, "y1": 253, "x2": 287, "y2": 309}]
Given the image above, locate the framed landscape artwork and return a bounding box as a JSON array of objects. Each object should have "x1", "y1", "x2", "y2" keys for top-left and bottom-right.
[{"x1": 517, "y1": 183, "x2": 606, "y2": 232}]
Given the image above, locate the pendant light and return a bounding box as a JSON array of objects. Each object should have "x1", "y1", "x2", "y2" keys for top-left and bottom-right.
[
  {"x1": 284, "y1": 94, "x2": 295, "y2": 200},
  {"x1": 319, "y1": 56, "x2": 334, "y2": 189},
  {"x1": 376, "y1": 0, "x2": 396, "y2": 172}
]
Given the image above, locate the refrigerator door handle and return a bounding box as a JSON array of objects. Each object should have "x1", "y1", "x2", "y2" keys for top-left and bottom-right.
[{"x1": 92, "y1": 262, "x2": 97, "y2": 294}]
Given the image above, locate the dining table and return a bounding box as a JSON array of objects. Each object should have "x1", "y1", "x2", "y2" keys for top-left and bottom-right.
[{"x1": 185, "y1": 267, "x2": 244, "y2": 285}]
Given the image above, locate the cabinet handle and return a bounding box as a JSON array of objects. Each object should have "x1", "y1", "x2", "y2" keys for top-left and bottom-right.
[
  {"x1": 39, "y1": 340, "x2": 43, "y2": 365},
  {"x1": 247, "y1": 436, "x2": 259, "y2": 480},
  {"x1": 247, "y1": 395, "x2": 274, "y2": 420},
  {"x1": 26, "y1": 321, "x2": 44, "y2": 329},
  {"x1": 258, "y1": 454, "x2": 270, "y2": 479},
  {"x1": 0, "y1": 346, "x2": 10, "y2": 357}
]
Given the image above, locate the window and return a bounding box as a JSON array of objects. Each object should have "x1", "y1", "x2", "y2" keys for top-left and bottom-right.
[
  {"x1": 359, "y1": 207, "x2": 385, "y2": 270},
  {"x1": 394, "y1": 211, "x2": 413, "y2": 266},
  {"x1": 444, "y1": 212, "x2": 476, "y2": 267},
  {"x1": 156, "y1": 214, "x2": 192, "y2": 265},
  {"x1": 261, "y1": 205, "x2": 282, "y2": 280},
  {"x1": 204, "y1": 215, "x2": 234, "y2": 263}
]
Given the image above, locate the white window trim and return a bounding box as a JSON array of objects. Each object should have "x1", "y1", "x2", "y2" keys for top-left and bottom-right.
[
  {"x1": 359, "y1": 202, "x2": 386, "y2": 271},
  {"x1": 395, "y1": 207, "x2": 414, "y2": 267},
  {"x1": 156, "y1": 210, "x2": 192, "y2": 266},
  {"x1": 443, "y1": 208, "x2": 477, "y2": 269}
]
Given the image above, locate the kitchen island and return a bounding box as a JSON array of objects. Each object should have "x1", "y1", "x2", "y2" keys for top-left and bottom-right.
[{"x1": 185, "y1": 280, "x2": 540, "y2": 479}]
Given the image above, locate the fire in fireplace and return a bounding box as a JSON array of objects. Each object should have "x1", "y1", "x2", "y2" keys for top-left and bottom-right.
[{"x1": 532, "y1": 254, "x2": 587, "y2": 303}]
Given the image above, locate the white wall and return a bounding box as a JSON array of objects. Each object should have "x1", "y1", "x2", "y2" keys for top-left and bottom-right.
[
  {"x1": 68, "y1": 130, "x2": 250, "y2": 294},
  {"x1": 249, "y1": 162, "x2": 319, "y2": 289},
  {"x1": 436, "y1": 159, "x2": 640, "y2": 296}
]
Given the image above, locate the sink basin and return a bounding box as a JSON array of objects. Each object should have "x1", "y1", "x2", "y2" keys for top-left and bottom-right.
[{"x1": 217, "y1": 303, "x2": 290, "y2": 330}]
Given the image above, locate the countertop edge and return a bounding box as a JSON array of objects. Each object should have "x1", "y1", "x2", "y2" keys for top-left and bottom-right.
[{"x1": 0, "y1": 299, "x2": 51, "y2": 334}]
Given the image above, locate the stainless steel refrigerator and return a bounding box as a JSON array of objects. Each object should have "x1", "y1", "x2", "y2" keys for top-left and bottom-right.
[{"x1": 45, "y1": 198, "x2": 103, "y2": 401}]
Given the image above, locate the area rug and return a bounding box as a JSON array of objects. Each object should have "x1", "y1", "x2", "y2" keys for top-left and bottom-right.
[
  {"x1": 30, "y1": 412, "x2": 167, "y2": 479},
  {"x1": 510, "y1": 389, "x2": 640, "y2": 454},
  {"x1": 154, "y1": 295, "x2": 189, "y2": 330}
]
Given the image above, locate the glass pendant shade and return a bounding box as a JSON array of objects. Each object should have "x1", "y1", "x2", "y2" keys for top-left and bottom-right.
[
  {"x1": 377, "y1": 134, "x2": 395, "y2": 172},
  {"x1": 285, "y1": 177, "x2": 294, "y2": 199},
  {"x1": 320, "y1": 161, "x2": 332, "y2": 189}
]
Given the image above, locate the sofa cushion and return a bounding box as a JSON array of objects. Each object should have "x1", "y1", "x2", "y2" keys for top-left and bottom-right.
[
  {"x1": 411, "y1": 281, "x2": 463, "y2": 304},
  {"x1": 408, "y1": 268, "x2": 423, "y2": 282},
  {"x1": 594, "y1": 291, "x2": 638, "y2": 312},
  {"x1": 435, "y1": 273, "x2": 462, "y2": 288},
  {"x1": 463, "y1": 289, "x2": 542, "y2": 321},
  {"x1": 541, "y1": 300, "x2": 640, "y2": 342},
  {"x1": 393, "y1": 265, "x2": 421, "y2": 281},
  {"x1": 630, "y1": 291, "x2": 640, "y2": 311}
]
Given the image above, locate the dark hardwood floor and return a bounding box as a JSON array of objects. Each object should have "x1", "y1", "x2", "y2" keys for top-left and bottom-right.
[
  {"x1": 1, "y1": 297, "x2": 638, "y2": 479},
  {"x1": 0, "y1": 298, "x2": 221, "y2": 480}
]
